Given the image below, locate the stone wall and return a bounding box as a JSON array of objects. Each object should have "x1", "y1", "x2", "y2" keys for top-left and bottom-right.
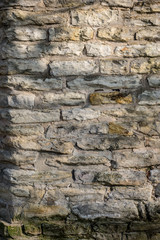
[{"x1": 0, "y1": 0, "x2": 160, "y2": 239}]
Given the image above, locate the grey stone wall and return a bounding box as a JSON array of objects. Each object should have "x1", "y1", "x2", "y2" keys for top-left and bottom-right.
[{"x1": 0, "y1": 0, "x2": 160, "y2": 239}]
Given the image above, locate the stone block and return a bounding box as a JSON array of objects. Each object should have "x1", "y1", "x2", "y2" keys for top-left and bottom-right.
[
  {"x1": 50, "y1": 60, "x2": 99, "y2": 76},
  {"x1": 8, "y1": 59, "x2": 48, "y2": 75},
  {"x1": 85, "y1": 43, "x2": 113, "y2": 57},
  {"x1": 6, "y1": 27, "x2": 46, "y2": 41},
  {"x1": 148, "y1": 75, "x2": 160, "y2": 87},
  {"x1": 0, "y1": 109, "x2": 60, "y2": 123},
  {"x1": 100, "y1": 60, "x2": 129, "y2": 75},
  {"x1": 47, "y1": 42, "x2": 84, "y2": 56},
  {"x1": 97, "y1": 27, "x2": 134, "y2": 42},
  {"x1": 150, "y1": 169, "x2": 160, "y2": 183},
  {"x1": 36, "y1": 92, "x2": 86, "y2": 108},
  {"x1": 4, "y1": 76, "x2": 63, "y2": 91},
  {"x1": 77, "y1": 136, "x2": 143, "y2": 150},
  {"x1": 89, "y1": 92, "x2": 132, "y2": 105},
  {"x1": 102, "y1": 0, "x2": 133, "y2": 8},
  {"x1": 72, "y1": 200, "x2": 139, "y2": 220},
  {"x1": 49, "y1": 26, "x2": 93, "y2": 41},
  {"x1": 95, "y1": 169, "x2": 146, "y2": 186},
  {"x1": 67, "y1": 75, "x2": 142, "y2": 90},
  {"x1": 113, "y1": 149, "x2": 160, "y2": 168},
  {"x1": 71, "y1": 8, "x2": 123, "y2": 26},
  {"x1": 62, "y1": 108, "x2": 100, "y2": 121},
  {"x1": 3, "y1": 9, "x2": 68, "y2": 26},
  {"x1": 136, "y1": 27, "x2": 160, "y2": 41},
  {"x1": 138, "y1": 90, "x2": 160, "y2": 105}
]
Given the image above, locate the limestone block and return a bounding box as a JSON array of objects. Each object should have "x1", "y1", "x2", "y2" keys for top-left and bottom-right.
[
  {"x1": 62, "y1": 108, "x2": 100, "y2": 121},
  {"x1": 36, "y1": 92, "x2": 86, "y2": 108},
  {"x1": 2, "y1": 9, "x2": 68, "y2": 26},
  {"x1": 89, "y1": 92, "x2": 132, "y2": 105},
  {"x1": 0, "y1": 109, "x2": 60, "y2": 123},
  {"x1": 85, "y1": 43, "x2": 113, "y2": 57},
  {"x1": 109, "y1": 185, "x2": 152, "y2": 200},
  {"x1": 102, "y1": 0, "x2": 134, "y2": 8},
  {"x1": 3, "y1": 76, "x2": 63, "y2": 91},
  {"x1": 67, "y1": 75, "x2": 142, "y2": 90},
  {"x1": 50, "y1": 60, "x2": 99, "y2": 76},
  {"x1": 49, "y1": 26, "x2": 94, "y2": 41},
  {"x1": 113, "y1": 149, "x2": 160, "y2": 168},
  {"x1": 71, "y1": 8, "x2": 123, "y2": 26},
  {"x1": 97, "y1": 27, "x2": 134, "y2": 42},
  {"x1": 115, "y1": 43, "x2": 160, "y2": 57},
  {"x1": 8, "y1": 93, "x2": 35, "y2": 109},
  {"x1": 138, "y1": 90, "x2": 160, "y2": 105},
  {"x1": 150, "y1": 169, "x2": 160, "y2": 183},
  {"x1": 148, "y1": 75, "x2": 160, "y2": 87},
  {"x1": 6, "y1": 27, "x2": 46, "y2": 41},
  {"x1": 47, "y1": 42, "x2": 84, "y2": 56},
  {"x1": 136, "y1": 27, "x2": 160, "y2": 41},
  {"x1": 72, "y1": 200, "x2": 139, "y2": 220},
  {"x1": 100, "y1": 60, "x2": 129, "y2": 75},
  {"x1": 8, "y1": 59, "x2": 48, "y2": 75},
  {"x1": 77, "y1": 136, "x2": 143, "y2": 150},
  {"x1": 95, "y1": 169, "x2": 146, "y2": 186}
]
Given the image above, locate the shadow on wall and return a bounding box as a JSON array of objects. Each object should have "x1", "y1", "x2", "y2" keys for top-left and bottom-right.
[{"x1": 0, "y1": 0, "x2": 92, "y2": 225}]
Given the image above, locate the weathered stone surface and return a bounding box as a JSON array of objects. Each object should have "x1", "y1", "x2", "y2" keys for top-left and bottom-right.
[
  {"x1": 2, "y1": 76, "x2": 63, "y2": 91},
  {"x1": 67, "y1": 75, "x2": 142, "y2": 89},
  {"x1": 8, "y1": 59, "x2": 48, "y2": 75},
  {"x1": 71, "y1": 8, "x2": 125, "y2": 26},
  {"x1": 90, "y1": 92, "x2": 132, "y2": 105},
  {"x1": 138, "y1": 90, "x2": 160, "y2": 105},
  {"x1": 109, "y1": 185, "x2": 152, "y2": 200},
  {"x1": 97, "y1": 27, "x2": 134, "y2": 42},
  {"x1": 95, "y1": 169, "x2": 146, "y2": 186},
  {"x1": 47, "y1": 42, "x2": 84, "y2": 56},
  {"x1": 113, "y1": 149, "x2": 160, "y2": 168},
  {"x1": 149, "y1": 169, "x2": 160, "y2": 183},
  {"x1": 8, "y1": 93, "x2": 35, "y2": 109},
  {"x1": 2, "y1": 10, "x2": 68, "y2": 26},
  {"x1": 0, "y1": 149, "x2": 37, "y2": 166},
  {"x1": 148, "y1": 75, "x2": 160, "y2": 87},
  {"x1": 36, "y1": 92, "x2": 86, "y2": 107},
  {"x1": 124, "y1": 233, "x2": 148, "y2": 240},
  {"x1": 49, "y1": 26, "x2": 94, "y2": 41},
  {"x1": 85, "y1": 43, "x2": 112, "y2": 57},
  {"x1": 77, "y1": 136, "x2": 143, "y2": 150},
  {"x1": 22, "y1": 204, "x2": 70, "y2": 219},
  {"x1": 136, "y1": 27, "x2": 160, "y2": 41},
  {"x1": 130, "y1": 59, "x2": 151, "y2": 74},
  {"x1": 0, "y1": 0, "x2": 42, "y2": 7},
  {"x1": 45, "y1": 151, "x2": 111, "y2": 166},
  {"x1": 72, "y1": 200, "x2": 139, "y2": 220},
  {"x1": 3, "y1": 136, "x2": 74, "y2": 154},
  {"x1": 62, "y1": 108, "x2": 100, "y2": 121},
  {"x1": 3, "y1": 169, "x2": 72, "y2": 185},
  {"x1": 6, "y1": 27, "x2": 46, "y2": 41},
  {"x1": 102, "y1": 0, "x2": 133, "y2": 8},
  {"x1": 50, "y1": 60, "x2": 99, "y2": 76},
  {"x1": 100, "y1": 60, "x2": 128, "y2": 75},
  {"x1": 0, "y1": 109, "x2": 60, "y2": 123},
  {"x1": 115, "y1": 43, "x2": 160, "y2": 57}
]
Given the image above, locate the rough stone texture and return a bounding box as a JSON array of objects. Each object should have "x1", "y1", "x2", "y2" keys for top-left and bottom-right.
[{"x1": 0, "y1": 0, "x2": 160, "y2": 239}]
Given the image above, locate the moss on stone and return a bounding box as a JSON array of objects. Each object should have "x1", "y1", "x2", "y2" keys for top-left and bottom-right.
[{"x1": 7, "y1": 225, "x2": 22, "y2": 238}]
